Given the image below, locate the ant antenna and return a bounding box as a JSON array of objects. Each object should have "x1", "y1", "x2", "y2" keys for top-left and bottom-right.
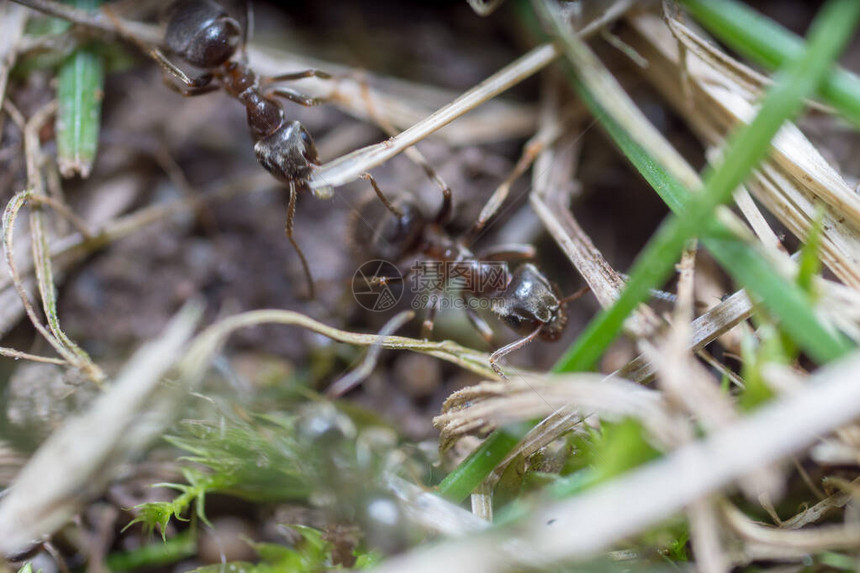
[
  {"x1": 488, "y1": 324, "x2": 543, "y2": 381},
  {"x1": 286, "y1": 181, "x2": 314, "y2": 298},
  {"x1": 560, "y1": 285, "x2": 590, "y2": 306},
  {"x1": 241, "y1": 0, "x2": 254, "y2": 63}
]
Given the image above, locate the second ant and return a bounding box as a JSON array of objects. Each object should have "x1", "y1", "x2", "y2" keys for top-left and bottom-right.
[{"x1": 349, "y1": 166, "x2": 588, "y2": 381}]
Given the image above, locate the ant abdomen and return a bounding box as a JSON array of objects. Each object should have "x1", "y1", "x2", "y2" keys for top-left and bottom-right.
[
  {"x1": 164, "y1": 0, "x2": 241, "y2": 68},
  {"x1": 350, "y1": 193, "x2": 426, "y2": 263},
  {"x1": 492, "y1": 263, "x2": 567, "y2": 341}
]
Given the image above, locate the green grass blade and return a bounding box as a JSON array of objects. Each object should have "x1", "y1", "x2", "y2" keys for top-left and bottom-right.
[
  {"x1": 551, "y1": 78, "x2": 851, "y2": 369},
  {"x1": 56, "y1": 0, "x2": 104, "y2": 178},
  {"x1": 546, "y1": 0, "x2": 859, "y2": 371},
  {"x1": 680, "y1": 0, "x2": 860, "y2": 126},
  {"x1": 437, "y1": 427, "x2": 521, "y2": 501},
  {"x1": 436, "y1": 0, "x2": 859, "y2": 504}
]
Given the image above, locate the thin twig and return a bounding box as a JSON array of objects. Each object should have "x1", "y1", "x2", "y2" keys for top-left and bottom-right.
[
  {"x1": 327, "y1": 310, "x2": 415, "y2": 397},
  {"x1": 177, "y1": 309, "x2": 500, "y2": 384},
  {"x1": 21, "y1": 100, "x2": 104, "y2": 383},
  {"x1": 309, "y1": 0, "x2": 636, "y2": 191},
  {"x1": 10, "y1": 0, "x2": 160, "y2": 44},
  {"x1": 0, "y1": 346, "x2": 66, "y2": 365}
]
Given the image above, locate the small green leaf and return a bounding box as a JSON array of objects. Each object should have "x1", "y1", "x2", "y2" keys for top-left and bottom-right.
[
  {"x1": 56, "y1": 0, "x2": 104, "y2": 178},
  {"x1": 123, "y1": 501, "x2": 174, "y2": 540}
]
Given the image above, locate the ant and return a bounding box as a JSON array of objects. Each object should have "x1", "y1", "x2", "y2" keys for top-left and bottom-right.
[
  {"x1": 350, "y1": 168, "x2": 588, "y2": 380},
  {"x1": 15, "y1": 0, "x2": 417, "y2": 298},
  {"x1": 145, "y1": 0, "x2": 337, "y2": 297}
]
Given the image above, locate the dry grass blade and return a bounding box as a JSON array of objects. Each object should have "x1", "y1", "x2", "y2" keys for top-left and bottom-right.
[
  {"x1": 530, "y1": 114, "x2": 662, "y2": 339},
  {"x1": 3, "y1": 100, "x2": 106, "y2": 383},
  {"x1": 0, "y1": 2, "x2": 28, "y2": 110},
  {"x1": 3, "y1": 191, "x2": 78, "y2": 367},
  {"x1": 434, "y1": 373, "x2": 681, "y2": 452},
  {"x1": 23, "y1": 103, "x2": 103, "y2": 381},
  {"x1": 11, "y1": 0, "x2": 160, "y2": 43},
  {"x1": 0, "y1": 302, "x2": 201, "y2": 557},
  {"x1": 723, "y1": 501, "x2": 860, "y2": 553},
  {"x1": 0, "y1": 346, "x2": 66, "y2": 365},
  {"x1": 616, "y1": 288, "x2": 753, "y2": 383},
  {"x1": 622, "y1": 12, "x2": 860, "y2": 288},
  {"x1": 648, "y1": 245, "x2": 783, "y2": 502},
  {"x1": 256, "y1": 47, "x2": 539, "y2": 147},
  {"x1": 309, "y1": 0, "x2": 636, "y2": 191},
  {"x1": 386, "y1": 474, "x2": 489, "y2": 536},
  {"x1": 473, "y1": 99, "x2": 582, "y2": 233},
  {"x1": 779, "y1": 476, "x2": 859, "y2": 529},
  {"x1": 373, "y1": 348, "x2": 860, "y2": 573},
  {"x1": 688, "y1": 498, "x2": 730, "y2": 573},
  {"x1": 309, "y1": 43, "x2": 561, "y2": 192}
]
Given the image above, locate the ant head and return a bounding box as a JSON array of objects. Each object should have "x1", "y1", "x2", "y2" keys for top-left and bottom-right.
[
  {"x1": 165, "y1": 0, "x2": 242, "y2": 68},
  {"x1": 351, "y1": 192, "x2": 426, "y2": 262},
  {"x1": 255, "y1": 121, "x2": 320, "y2": 185},
  {"x1": 492, "y1": 263, "x2": 567, "y2": 341}
]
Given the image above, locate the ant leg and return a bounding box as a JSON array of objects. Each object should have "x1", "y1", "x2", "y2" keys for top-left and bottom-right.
[
  {"x1": 161, "y1": 78, "x2": 220, "y2": 97},
  {"x1": 286, "y1": 181, "x2": 315, "y2": 298},
  {"x1": 262, "y1": 69, "x2": 332, "y2": 83},
  {"x1": 465, "y1": 305, "x2": 494, "y2": 345},
  {"x1": 479, "y1": 243, "x2": 536, "y2": 262},
  {"x1": 560, "y1": 285, "x2": 590, "y2": 305},
  {"x1": 265, "y1": 87, "x2": 327, "y2": 107},
  {"x1": 149, "y1": 47, "x2": 214, "y2": 89},
  {"x1": 423, "y1": 161, "x2": 453, "y2": 226},
  {"x1": 353, "y1": 73, "x2": 454, "y2": 226},
  {"x1": 360, "y1": 172, "x2": 403, "y2": 218},
  {"x1": 488, "y1": 325, "x2": 542, "y2": 381}
]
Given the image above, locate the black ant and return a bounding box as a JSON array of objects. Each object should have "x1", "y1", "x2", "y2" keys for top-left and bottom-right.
[
  {"x1": 146, "y1": 0, "x2": 338, "y2": 297},
  {"x1": 350, "y1": 169, "x2": 588, "y2": 380},
  {"x1": 13, "y1": 0, "x2": 421, "y2": 298},
  {"x1": 16, "y1": 0, "x2": 352, "y2": 296}
]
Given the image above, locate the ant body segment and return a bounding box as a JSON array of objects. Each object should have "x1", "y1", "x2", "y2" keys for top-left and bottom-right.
[
  {"x1": 351, "y1": 172, "x2": 588, "y2": 380},
  {"x1": 95, "y1": 0, "x2": 337, "y2": 296},
  {"x1": 149, "y1": 0, "x2": 334, "y2": 296}
]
